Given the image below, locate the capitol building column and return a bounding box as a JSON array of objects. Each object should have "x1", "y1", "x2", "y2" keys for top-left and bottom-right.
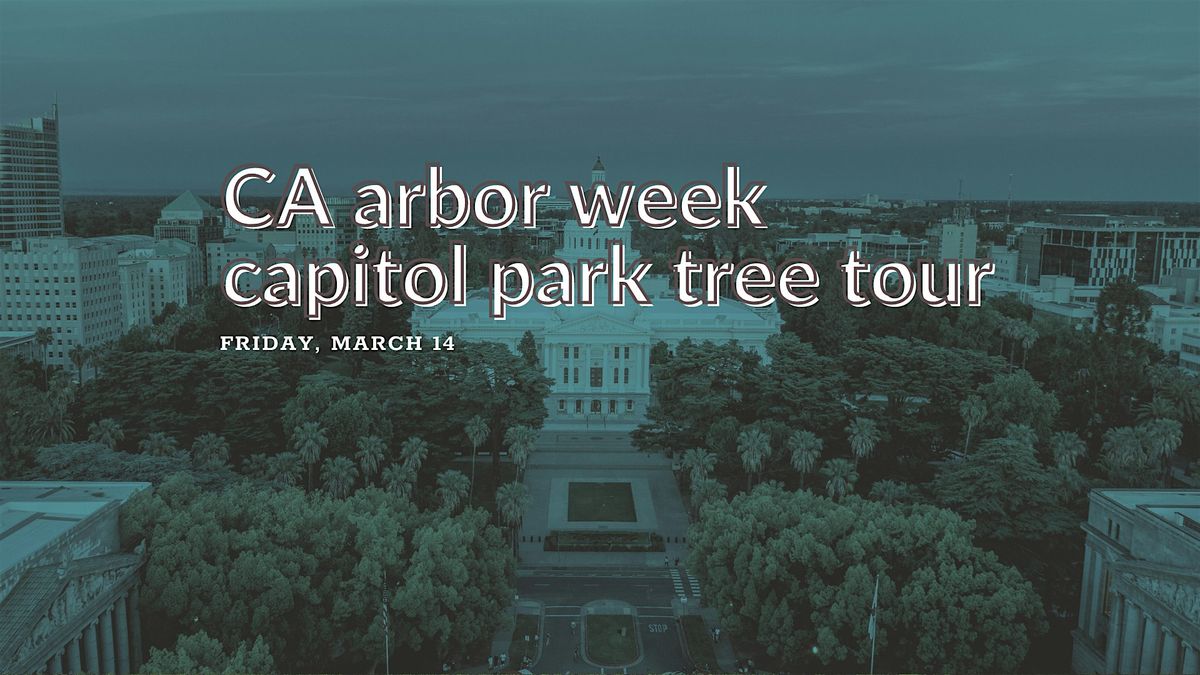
[
  {"x1": 100, "y1": 604, "x2": 116, "y2": 674},
  {"x1": 115, "y1": 593, "x2": 131, "y2": 675},
  {"x1": 66, "y1": 634, "x2": 82, "y2": 674},
  {"x1": 82, "y1": 620, "x2": 99, "y2": 674}
]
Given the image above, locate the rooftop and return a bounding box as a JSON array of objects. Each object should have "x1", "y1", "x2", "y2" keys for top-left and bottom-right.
[
  {"x1": 1097, "y1": 489, "x2": 1200, "y2": 541},
  {"x1": 0, "y1": 482, "x2": 149, "y2": 577}
]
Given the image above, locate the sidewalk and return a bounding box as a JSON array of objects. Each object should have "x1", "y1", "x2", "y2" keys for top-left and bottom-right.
[{"x1": 700, "y1": 607, "x2": 740, "y2": 673}]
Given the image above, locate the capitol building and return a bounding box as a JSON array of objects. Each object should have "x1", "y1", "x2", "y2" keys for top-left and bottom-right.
[{"x1": 412, "y1": 160, "x2": 782, "y2": 429}]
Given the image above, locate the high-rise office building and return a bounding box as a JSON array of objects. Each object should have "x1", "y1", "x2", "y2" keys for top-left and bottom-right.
[{"x1": 0, "y1": 105, "x2": 63, "y2": 240}]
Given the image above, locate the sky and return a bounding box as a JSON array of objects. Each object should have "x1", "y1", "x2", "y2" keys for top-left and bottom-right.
[{"x1": 1, "y1": 0, "x2": 1198, "y2": 201}]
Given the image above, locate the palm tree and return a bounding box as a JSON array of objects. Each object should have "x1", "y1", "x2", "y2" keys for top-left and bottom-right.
[
  {"x1": 68, "y1": 344, "x2": 87, "y2": 382},
  {"x1": 436, "y1": 470, "x2": 471, "y2": 513},
  {"x1": 737, "y1": 428, "x2": 771, "y2": 490},
  {"x1": 191, "y1": 432, "x2": 230, "y2": 468},
  {"x1": 355, "y1": 435, "x2": 387, "y2": 485},
  {"x1": 465, "y1": 415, "x2": 489, "y2": 505},
  {"x1": 34, "y1": 327, "x2": 53, "y2": 383},
  {"x1": 1048, "y1": 431, "x2": 1087, "y2": 469},
  {"x1": 689, "y1": 477, "x2": 727, "y2": 518},
  {"x1": 266, "y1": 452, "x2": 303, "y2": 487},
  {"x1": 139, "y1": 432, "x2": 179, "y2": 457},
  {"x1": 1019, "y1": 324, "x2": 1039, "y2": 369},
  {"x1": 382, "y1": 463, "x2": 416, "y2": 500},
  {"x1": 1101, "y1": 426, "x2": 1145, "y2": 477},
  {"x1": 959, "y1": 396, "x2": 986, "y2": 454},
  {"x1": 496, "y1": 481, "x2": 530, "y2": 556},
  {"x1": 681, "y1": 447, "x2": 717, "y2": 485},
  {"x1": 820, "y1": 458, "x2": 858, "y2": 500},
  {"x1": 1135, "y1": 396, "x2": 1179, "y2": 424},
  {"x1": 87, "y1": 418, "x2": 124, "y2": 450},
  {"x1": 868, "y1": 479, "x2": 910, "y2": 505},
  {"x1": 400, "y1": 436, "x2": 430, "y2": 473},
  {"x1": 321, "y1": 456, "x2": 359, "y2": 498},
  {"x1": 504, "y1": 425, "x2": 538, "y2": 480},
  {"x1": 787, "y1": 430, "x2": 822, "y2": 488},
  {"x1": 1139, "y1": 418, "x2": 1183, "y2": 486},
  {"x1": 292, "y1": 422, "x2": 328, "y2": 491},
  {"x1": 845, "y1": 417, "x2": 880, "y2": 465}
]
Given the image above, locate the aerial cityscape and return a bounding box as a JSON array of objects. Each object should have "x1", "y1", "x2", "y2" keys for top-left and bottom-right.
[{"x1": 1, "y1": 1, "x2": 1198, "y2": 674}]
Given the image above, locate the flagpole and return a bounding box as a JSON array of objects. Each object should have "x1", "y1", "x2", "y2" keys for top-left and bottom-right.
[{"x1": 869, "y1": 574, "x2": 880, "y2": 675}]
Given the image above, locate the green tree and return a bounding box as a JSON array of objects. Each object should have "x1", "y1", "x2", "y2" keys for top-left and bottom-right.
[
  {"x1": 382, "y1": 463, "x2": 416, "y2": 500},
  {"x1": 681, "y1": 447, "x2": 717, "y2": 485},
  {"x1": 355, "y1": 435, "x2": 386, "y2": 485},
  {"x1": 191, "y1": 433, "x2": 231, "y2": 469},
  {"x1": 87, "y1": 418, "x2": 125, "y2": 450},
  {"x1": 1139, "y1": 418, "x2": 1183, "y2": 485},
  {"x1": 787, "y1": 430, "x2": 822, "y2": 488},
  {"x1": 496, "y1": 481, "x2": 530, "y2": 556},
  {"x1": 845, "y1": 417, "x2": 880, "y2": 465},
  {"x1": 436, "y1": 469, "x2": 471, "y2": 513},
  {"x1": 321, "y1": 455, "x2": 359, "y2": 498},
  {"x1": 687, "y1": 486, "x2": 1046, "y2": 672},
  {"x1": 689, "y1": 476, "x2": 728, "y2": 518},
  {"x1": 1095, "y1": 276, "x2": 1151, "y2": 337},
  {"x1": 139, "y1": 432, "x2": 180, "y2": 457},
  {"x1": 142, "y1": 631, "x2": 275, "y2": 675},
  {"x1": 292, "y1": 422, "x2": 328, "y2": 491},
  {"x1": 737, "y1": 427, "x2": 771, "y2": 490},
  {"x1": 465, "y1": 415, "x2": 489, "y2": 506},
  {"x1": 977, "y1": 370, "x2": 1060, "y2": 440},
  {"x1": 820, "y1": 458, "x2": 858, "y2": 500},
  {"x1": 123, "y1": 477, "x2": 514, "y2": 672},
  {"x1": 504, "y1": 425, "x2": 537, "y2": 480},
  {"x1": 959, "y1": 395, "x2": 986, "y2": 454},
  {"x1": 400, "y1": 436, "x2": 430, "y2": 473},
  {"x1": 1047, "y1": 431, "x2": 1086, "y2": 469},
  {"x1": 517, "y1": 330, "x2": 540, "y2": 367},
  {"x1": 868, "y1": 480, "x2": 915, "y2": 505}
]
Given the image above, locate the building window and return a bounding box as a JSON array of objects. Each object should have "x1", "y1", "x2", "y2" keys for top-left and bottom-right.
[
  {"x1": 613, "y1": 368, "x2": 619, "y2": 384},
  {"x1": 624, "y1": 346, "x2": 630, "y2": 359},
  {"x1": 562, "y1": 367, "x2": 569, "y2": 384},
  {"x1": 624, "y1": 368, "x2": 629, "y2": 384},
  {"x1": 626, "y1": 399, "x2": 634, "y2": 412},
  {"x1": 609, "y1": 399, "x2": 617, "y2": 413},
  {"x1": 590, "y1": 367, "x2": 603, "y2": 387},
  {"x1": 575, "y1": 399, "x2": 582, "y2": 413},
  {"x1": 573, "y1": 367, "x2": 579, "y2": 384},
  {"x1": 558, "y1": 399, "x2": 566, "y2": 412},
  {"x1": 563, "y1": 346, "x2": 569, "y2": 359},
  {"x1": 591, "y1": 399, "x2": 602, "y2": 413},
  {"x1": 614, "y1": 346, "x2": 620, "y2": 359},
  {"x1": 573, "y1": 346, "x2": 580, "y2": 359}
]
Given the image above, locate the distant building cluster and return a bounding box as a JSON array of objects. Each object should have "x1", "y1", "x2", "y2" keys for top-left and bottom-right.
[{"x1": 981, "y1": 215, "x2": 1200, "y2": 369}]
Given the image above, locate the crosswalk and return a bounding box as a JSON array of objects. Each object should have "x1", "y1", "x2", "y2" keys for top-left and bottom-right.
[
  {"x1": 670, "y1": 568, "x2": 703, "y2": 602},
  {"x1": 686, "y1": 570, "x2": 702, "y2": 601}
]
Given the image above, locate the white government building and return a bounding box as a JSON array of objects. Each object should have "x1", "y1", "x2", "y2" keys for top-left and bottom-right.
[{"x1": 413, "y1": 160, "x2": 782, "y2": 429}]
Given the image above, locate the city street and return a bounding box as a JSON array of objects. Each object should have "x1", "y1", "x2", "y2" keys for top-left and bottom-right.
[{"x1": 514, "y1": 569, "x2": 693, "y2": 673}]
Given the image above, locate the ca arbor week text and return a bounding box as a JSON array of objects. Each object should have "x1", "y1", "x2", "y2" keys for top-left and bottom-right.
[{"x1": 218, "y1": 164, "x2": 995, "y2": 320}]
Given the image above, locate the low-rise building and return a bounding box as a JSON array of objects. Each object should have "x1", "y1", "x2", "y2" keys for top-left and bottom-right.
[
  {"x1": 0, "y1": 237, "x2": 124, "y2": 368},
  {"x1": 1071, "y1": 489, "x2": 1200, "y2": 674},
  {"x1": 1180, "y1": 333, "x2": 1200, "y2": 374},
  {"x1": 0, "y1": 481, "x2": 151, "y2": 674},
  {"x1": 0, "y1": 330, "x2": 37, "y2": 361}
]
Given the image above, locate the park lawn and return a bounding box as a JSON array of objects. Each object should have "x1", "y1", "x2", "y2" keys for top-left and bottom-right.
[
  {"x1": 567, "y1": 481, "x2": 636, "y2": 522},
  {"x1": 585, "y1": 614, "x2": 639, "y2": 666},
  {"x1": 507, "y1": 613, "x2": 540, "y2": 666},
  {"x1": 680, "y1": 616, "x2": 720, "y2": 671}
]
